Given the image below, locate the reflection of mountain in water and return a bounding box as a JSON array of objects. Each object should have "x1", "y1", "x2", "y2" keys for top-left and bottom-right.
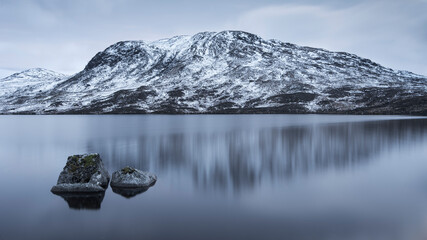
[
  {"x1": 52, "y1": 192, "x2": 105, "y2": 210},
  {"x1": 89, "y1": 119, "x2": 427, "y2": 193}
]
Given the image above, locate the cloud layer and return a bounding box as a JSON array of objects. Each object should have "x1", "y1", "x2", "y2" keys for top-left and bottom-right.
[
  {"x1": 230, "y1": 0, "x2": 427, "y2": 75},
  {"x1": 0, "y1": 0, "x2": 426, "y2": 77}
]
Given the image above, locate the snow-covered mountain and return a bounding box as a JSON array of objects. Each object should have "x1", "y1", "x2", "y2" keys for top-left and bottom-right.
[
  {"x1": 1, "y1": 31, "x2": 426, "y2": 115},
  {"x1": 0, "y1": 68, "x2": 66, "y2": 97}
]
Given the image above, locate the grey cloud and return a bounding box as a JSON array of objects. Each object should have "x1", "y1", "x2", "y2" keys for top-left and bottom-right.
[
  {"x1": 229, "y1": 0, "x2": 427, "y2": 75},
  {"x1": 0, "y1": 0, "x2": 426, "y2": 77}
]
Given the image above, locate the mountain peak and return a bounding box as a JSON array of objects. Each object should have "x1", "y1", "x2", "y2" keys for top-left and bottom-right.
[{"x1": 1, "y1": 30, "x2": 426, "y2": 115}]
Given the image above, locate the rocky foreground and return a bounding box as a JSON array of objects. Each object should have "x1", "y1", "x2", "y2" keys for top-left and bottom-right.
[
  {"x1": 1, "y1": 31, "x2": 426, "y2": 115},
  {"x1": 51, "y1": 154, "x2": 157, "y2": 206},
  {"x1": 111, "y1": 166, "x2": 157, "y2": 198},
  {"x1": 51, "y1": 154, "x2": 110, "y2": 193}
]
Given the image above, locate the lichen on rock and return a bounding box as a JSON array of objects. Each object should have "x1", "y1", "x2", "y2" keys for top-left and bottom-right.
[
  {"x1": 51, "y1": 153, "x2": 110, "y2": 193},
  {"x1": 121, "y1": 166, "x2": 136, "y2": 174}
]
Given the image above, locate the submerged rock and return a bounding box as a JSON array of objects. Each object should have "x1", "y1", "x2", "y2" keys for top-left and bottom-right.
[
  {"x1": 110, "y1": 166, "x2": 157, "y2": 189},
  {"x1": 51, "y1": 153, "x2": 110, "y2": 193}
]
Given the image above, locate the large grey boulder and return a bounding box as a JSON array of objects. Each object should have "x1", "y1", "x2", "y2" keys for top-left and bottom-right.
[
  {"x1": 110, "y1": 167, "x2": 157, "y2": 189},
  {"x1": 51, "y1": 154, "x2": 110, "y2": 193}
]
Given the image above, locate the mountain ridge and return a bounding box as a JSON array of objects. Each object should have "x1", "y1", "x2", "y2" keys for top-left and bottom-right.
[{"x1": 1, "y1": 31, "x2": 426, "y2": 115}]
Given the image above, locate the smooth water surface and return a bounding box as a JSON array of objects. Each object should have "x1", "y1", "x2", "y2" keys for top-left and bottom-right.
[{"x1": 0, "y1": 115, "x2": 427, "y2": 240}]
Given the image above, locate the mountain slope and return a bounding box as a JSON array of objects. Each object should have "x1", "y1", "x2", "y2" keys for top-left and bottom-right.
[
  {"x1": 1, "y1": 31, "x2": 426, "y2": 115},
  {"x1": 0, "y1": 68, "x2": 67, "y2": 112}
]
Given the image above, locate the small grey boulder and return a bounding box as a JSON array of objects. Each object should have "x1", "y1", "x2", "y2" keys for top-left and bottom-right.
[
  {"x1": 110, "y1": 166, "x2": 157, "y2": 189},
  {"x1": 51, "y1": 153, "x2": 110, "y2": 193}
]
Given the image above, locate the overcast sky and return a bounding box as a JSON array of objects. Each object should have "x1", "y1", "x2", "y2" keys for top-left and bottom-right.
[{"x1": 1, "y1": 0, "x2": 426, "y2": 78}]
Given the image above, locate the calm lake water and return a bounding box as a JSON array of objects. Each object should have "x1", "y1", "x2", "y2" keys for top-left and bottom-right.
[{"x1": 0, "y1": 115, "x2": 427, "y2": 240}]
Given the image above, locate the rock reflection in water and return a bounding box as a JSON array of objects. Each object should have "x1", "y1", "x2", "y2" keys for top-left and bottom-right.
[
  {"x1": 90, "y1": 118, "x2": 427, "y2": 194},
  {"x1": 52, "y1": 192, "x2": 105, "y2": 210},
  {"x1": 111, "y1": 187, "x2": 149, "y2": 198}
]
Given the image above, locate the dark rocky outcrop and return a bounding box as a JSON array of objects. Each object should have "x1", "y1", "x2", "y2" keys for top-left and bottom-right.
[{"x1": 51, "y1": 154, "x2": 110, "y2": 193}]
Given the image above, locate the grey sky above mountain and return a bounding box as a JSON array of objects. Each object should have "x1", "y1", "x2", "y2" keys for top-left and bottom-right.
[{"x1": 1, "y1": 0, "x2": 426, "y2": 77}]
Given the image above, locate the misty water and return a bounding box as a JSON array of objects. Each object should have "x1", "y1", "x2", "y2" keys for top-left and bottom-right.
[{"x1": 0, "y1": 115, "x2": 427, "y2": 240}]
